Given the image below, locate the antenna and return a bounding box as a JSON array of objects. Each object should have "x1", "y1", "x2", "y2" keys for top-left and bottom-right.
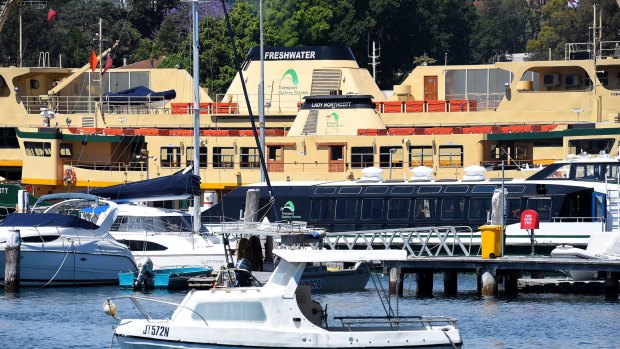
[{"x1": 368, "y1": 40, "x2": 381, "y2": 82}]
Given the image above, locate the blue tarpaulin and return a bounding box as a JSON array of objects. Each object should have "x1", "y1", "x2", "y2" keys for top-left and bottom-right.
[
  {"x1": 84, "y1": 171, "x2": 200, "y2": 201},
  {"x1": 0, "y1": 213, "x2": 99, "y2": 230},
  {"x1": 99, "y1": 86, "x2": 176, "y2": 104}
]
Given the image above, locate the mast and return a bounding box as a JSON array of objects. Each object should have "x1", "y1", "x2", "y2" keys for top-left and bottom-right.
[
  {"x1": 99, "y1": 18, "x2": 103, "y2": 122},
  {"x1": 192, "y1": 0, "x2": 201, "y2": 233},
  {"x1": 258, "y1": 0, "x2": 265, "y2": 182}
]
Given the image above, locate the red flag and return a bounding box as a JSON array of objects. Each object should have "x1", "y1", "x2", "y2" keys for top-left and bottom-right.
[
  {"x1": 101, "y1": 55, "x2": 113, "y2": 75},
  {"x1": 89, "y1": 50, "x2": 98, "y2": 72},
  {"x1": 47, "y1": 9, "x2": 57, "y2": 22}
]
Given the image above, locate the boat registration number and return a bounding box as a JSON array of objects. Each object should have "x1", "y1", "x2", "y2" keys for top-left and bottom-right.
[
  {"x1": 143, "y1": 324, "x2": 169, "y2": 337},
  {"x1": 612, "y1": 92, "x2": 620, "y2": 96},
  {"x1": 301, "y1": 279, "x2": 322, "y2": 289}
]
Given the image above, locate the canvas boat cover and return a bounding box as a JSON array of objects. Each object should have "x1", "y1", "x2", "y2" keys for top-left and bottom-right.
[
  {"x1": 84, "y1": 171, "x2": 200, "y2": 201},
  {"x1": 0, "y1": 213, "x2": 99, "y2": 230},
  {"x1": 99, "y1": 86, "x2": 176, "y2": 104}
]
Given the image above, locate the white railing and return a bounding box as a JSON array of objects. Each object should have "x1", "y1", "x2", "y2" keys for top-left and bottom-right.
[{"x1": 565, "y1": 41, "x2": 620, "y2": 60}]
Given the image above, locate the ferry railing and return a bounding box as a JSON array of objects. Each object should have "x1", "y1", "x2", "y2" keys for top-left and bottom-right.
[
  {"x1": 216, "y1": 92, "x2": 303, "y2": 115},
  {"x1": 334, "y1": 315, "x2": 458, "y2": 331},
  {"x1": 445, "y1": 93, "x2": 504, "y2": 111},
  {"x1": 323, "y1": 226, "x2": 475, "y2": 257},
  {"x1": 20, "y1": 96, "x2": 170, "y2": 115},
  {"x1": 565, "y1": 41, "x2": 620, "y2": 60},
  {"x1": 207, "y1": 221, "x2": 315, "y2": 235},
  {"x1": 64, "y1": 160, "x2": 145, "y2": 172}
]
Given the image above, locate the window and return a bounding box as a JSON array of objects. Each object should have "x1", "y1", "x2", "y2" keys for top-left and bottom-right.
[
  {"x1": 59, "y1": 143, "x2": 73, "y2": 158},
  {"x1": 361, "y1": 199, "x2": 384, "y2": 220},
  {"x1": 387, "y1": 198, "x2": 410, "y2": 220},
  {"x1": 351, "y1": 146, "x2": 374, "y2": 168},
  {"x1": 116, "y1": 239, "x2": 168, "y2": 251},
  {"x1": 469, "y1": 198, "x2": 492, "y2": 221},
  {"x1": 569, "y1": 138, "x2": 614, "y2": 156},
  {"x1": 445, "y1": 185, "x2": 468, "y2": 193},
  {"x1": 240, "y1": 147, "x2": 260, "y2": 168},
  {"x1": 330, "y1": 146, "x2": 343, "y2": 160},
  {"x1": 186, "y1": 146, "x2": 208, "y2": 168},
  {"x1": 193, "y1": 302, "x2": 266, "y2": 322},
  {"x1": 335, "y1": 199, "x2": 358, "y2": 221},
  {"x1": 160, "y1": 146, "x2": 181, "y2": 167},
  {"x1": 365, "y1": 186, "x2": 388, "y2": 194},
  {"x1": 379, "y1": 146, "x2": 403, "y2": 168},
  {"x1": 439, "y1": 145, "x2": 463, "y2": 167},
  {"x1": 338, "y1": 187, "x2": 362, "y2": 194},
  {"x1": 441, "y1": 198, "x2": 465, "y2": 220},
  {"x1": 24, "y1": 141, "x2": 51, "y2": 157},
  {"x1": 0, "y1": 128, "x2": 18, "y2": 148},
  {"x1": 213, "y1": 147, "x2": 235, "y2": 168},
  {"x1": 413, "y1": 198, "x2": 437, "y2": 220},
  {"x1": 310, "y1": 199, "x2": 333, "y2": 220},
  {"x1": 410, "y1": 146, "x2": 433, "y2": 167},
  {"x1": 526, "y1": 198, "x2": 551, "y2": 221}
]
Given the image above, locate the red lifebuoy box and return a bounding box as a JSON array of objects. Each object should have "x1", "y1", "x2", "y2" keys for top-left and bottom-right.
[{"x1": 520, "y1": 209, "x2": 539, "y2": 230}]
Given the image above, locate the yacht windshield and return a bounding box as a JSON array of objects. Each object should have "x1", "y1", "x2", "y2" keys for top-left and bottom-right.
[{"x1": 111, "y1": 215, "x2": 193, "y2": 232}]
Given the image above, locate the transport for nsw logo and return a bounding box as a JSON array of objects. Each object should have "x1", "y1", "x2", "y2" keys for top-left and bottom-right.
[{"x1": 280, "y1": 200, "x2": 300, "y2": 220}]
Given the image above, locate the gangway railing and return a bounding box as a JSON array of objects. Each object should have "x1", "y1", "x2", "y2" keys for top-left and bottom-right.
[{"x1": 323, "y1": 226, "x2": 475, "y2": 257}]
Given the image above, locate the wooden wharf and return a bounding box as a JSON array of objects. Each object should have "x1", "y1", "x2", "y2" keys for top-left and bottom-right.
[{"x1": 384, "y1": 256, "x2": 620, "y2": 299}]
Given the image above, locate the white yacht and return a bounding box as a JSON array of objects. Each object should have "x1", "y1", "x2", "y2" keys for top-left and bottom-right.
[
  {"x1": 110, "y1": 203, "x2": 229, "y2": 269},
  {"x1": 0, "y1": 193, "x2": 136, "y2": 286},
  {"x1": 107, "y1": 249, "x2": 462, "y2": 348}
]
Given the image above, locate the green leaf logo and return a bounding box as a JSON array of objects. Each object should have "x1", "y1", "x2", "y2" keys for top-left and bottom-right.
[
  {"x1": 281, "y1": 69, "x2": 299, "y2": 85},
  {"x1": 330, "y1": 112, "x2": 339, "y2": 122},
  {"x1": 282, "y1": 200, "x2": 295, "y2": 213}
]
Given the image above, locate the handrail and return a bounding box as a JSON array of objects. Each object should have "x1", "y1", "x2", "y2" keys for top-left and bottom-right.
[
  {"x1": 106, "y1": 294, "x2": 209, "y2": 326},
  {"x1": 334, "y1": 315, "x2": 458, "y2": 331}
]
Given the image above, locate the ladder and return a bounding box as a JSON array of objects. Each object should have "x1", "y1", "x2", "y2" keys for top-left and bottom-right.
[{"x1": 605, "y1": 176, "x2": 620, "y2": 232}]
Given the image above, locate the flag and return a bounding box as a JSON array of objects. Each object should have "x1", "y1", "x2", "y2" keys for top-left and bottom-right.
[
  {"x1": 101, "y1": 55, "x2": 113, "y2": 75},
  {"x1": 89, "y1": 50, "x2": 98, "y2": 72},
  {"x1": 567, "y1": 0, "x2": 579, "y2": 8},
  {"x1": 47, "y1": 8, "x2": 57, "y2": 22}
]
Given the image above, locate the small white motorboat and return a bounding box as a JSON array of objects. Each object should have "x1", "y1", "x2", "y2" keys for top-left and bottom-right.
[
  {"x1": 0, "y1": 193, "x2": 137, "y2": 286},
  {"x1": 551, "y1": 231, "x2": 620, "y2": 280},
  {"x1": 106, "y1": 249, "x2": 462, "y2": 348}
]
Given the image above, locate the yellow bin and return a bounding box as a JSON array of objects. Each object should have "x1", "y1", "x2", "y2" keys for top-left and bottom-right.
[{"x1": 480, "y1": 225, "x2": 503, "y2": 259}]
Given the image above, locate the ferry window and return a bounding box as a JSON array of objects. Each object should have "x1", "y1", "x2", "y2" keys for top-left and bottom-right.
[
  {"x1": 314, "y1": 187, "x2": 336, "y2": 195},
  {"x1": 30, "y1": 79, "x2": 40, "y2": 89},
  {"x1": 339, "y1": 187, "x2": 362, "y2": 194},
  {"x1": 213, "y1": 147, "x2": 235, "y2": 168},
  {"x1": 387, "y1": 198, "x2": 410, "y2": 220},
  {"x1": 445, "y1": 185, "x2": 468, "y2": 194},
  {"x1": 267, "y1": 146, "x2": 283, "y2": 172},
  {"x1": 418, "y1": 186, "x2": 442, "y2": 194},
  {"x1": 160, "y1": 146, "x2": 181, "y2": 167},
  {"x1": 0, "y1": 128, "x2": 18, "y2": 148},
  {"x1": 59, "y1": 143, "x2": 72, "y2": 158},
  {"x1": 24, "y1": 141, "x2": 51, "y2": 157},
  {"x1": 335, "y1": 199, "x2": 358, "y2": 221},
  {"x1": 330, "y1": 146, "x2": 343, "y2": 160},
  {"x1": 446, "y1": 68, "x2": 513, "y2": 111},
  {"x1": 508, "y1": 198, "x2": 522, "y2": 223},
  {"x1": 194, "y1": 302, "x2": 266, "y2": 322},
  {"x1": 379, "y1": 146, "x2": 403, "y2": 168},
  {"x1": 506, "y1": 185, "x2": 526, "y2": 193},
  {"x1": 439, "y1": 145, "x2": 463, "y2": 167},
  {"x1": 441, "y1": 198, "x2": 465, "y2": 220},
  {"x1": 361, "y1": 199, "x2": 384, "y2": 220},
  {"x1": 574, "y1": 164, "x2": 604, "y2": 182},
  {"x1": 365, "y1": 186, "x2": 388, "y2": 194},
  {"x1": 472, "y1": 185, "x2": 496, "y2": 193},
  {"x1": 413, "y1": 198, "x2": 437, "y2": 220},
  {"x1": 240, "y1": 147, "x2": 260, "y2": 168},
  {"x1": 409, "y1": 146, "x2": 433, "y2": 167},
  {"x1": 310, "y1": 199, "x2": 333, "y2": 220},
  {"x1": 392, "y1": 186, "x2": 415, "y2": 194},
  {"x1": 469, "y1": 198, "x2": 492, "y2": 221},
  {"x1": 186, "y1": 146, "x2": 208, "y2": 168},
  {"x1": 526, "y1": 198, "x2": 551, "y2": 221},
  {"x1": 604, "y1": 164, "x2": 620, "y2": 181},
  {"x1": 351, "y1": 147, "x2": 373, "y2": 168},
  {"x1": 568, "y1": 138, "x2": 614, "y2": 156}
]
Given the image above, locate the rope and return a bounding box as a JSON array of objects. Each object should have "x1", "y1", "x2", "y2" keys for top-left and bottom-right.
[{"x1": 40, "y1": 240, "x2": 74, "y2": 287}]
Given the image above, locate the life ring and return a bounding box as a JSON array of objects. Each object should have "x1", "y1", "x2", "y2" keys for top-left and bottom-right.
[{"x1": 63, "y1": 168, "x2": 76, "y2": 185}]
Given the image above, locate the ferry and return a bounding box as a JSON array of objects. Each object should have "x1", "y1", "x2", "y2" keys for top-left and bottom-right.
[
  {"x1": 2, "y1": 39, "x2": 620, "y2": 203},
  {"x1": 203, "y1": 153, "x2": 620, "y2": 254}
]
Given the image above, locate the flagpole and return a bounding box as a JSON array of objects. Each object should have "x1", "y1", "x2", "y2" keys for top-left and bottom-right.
[
  {"x1": 99, "y1": 17, "x2": 103, "y2": 123},
  {"x1": 192, "y1": 0, "x2": 201, "y2": 234}
]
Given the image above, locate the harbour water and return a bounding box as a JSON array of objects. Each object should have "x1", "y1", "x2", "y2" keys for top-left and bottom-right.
[{"x1": 0, "y1": 273, "x2": 618, "y2": 348}]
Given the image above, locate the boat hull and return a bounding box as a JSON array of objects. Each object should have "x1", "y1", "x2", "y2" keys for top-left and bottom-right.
[{"x1": 0, "y1": 249, "x2": 136, "y2": 286}]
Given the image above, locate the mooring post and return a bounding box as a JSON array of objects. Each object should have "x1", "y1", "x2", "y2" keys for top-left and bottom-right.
[
  {"x1": 603, "y1": 272, "x2": 619, "y2": 300},
  {"x1": 244, "y1": 189, "x2": 262, "y2": 271},
  {"x1": 504, "y1": 270, "x2": 519, "y2": 296},
  {"x1": 389, "y1": 267, "x2": 403, "y2": 295},
  {"x1": 5, "y1": 229, "x2": 21, "y2": 292},
  {"x1": 416, "y1": 270, "x2": 433, "y2": 297},
  {"x1": 443, "y1": 270, "x2": 458, "y2": 295},
  {"x1": 480, "y1": 270, "x2": 498, "y2": 296}
]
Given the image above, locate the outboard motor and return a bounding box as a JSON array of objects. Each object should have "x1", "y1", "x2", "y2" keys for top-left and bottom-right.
[
  {"x1": 234, "y1": 258, "x2": 253, "y2": 287},
  {"x1": 133, "y1": 257, "x2": 154, "y2": 290}
]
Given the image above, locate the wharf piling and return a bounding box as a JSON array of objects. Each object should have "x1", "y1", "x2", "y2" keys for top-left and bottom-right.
[
  {"x1": 386, "y1": 256, "x2": 620, "y2": 299},
  {"x1": 4, "y1": 229, "x2": 21, "y2": 292}
]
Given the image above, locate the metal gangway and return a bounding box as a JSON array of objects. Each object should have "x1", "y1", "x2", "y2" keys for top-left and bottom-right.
[{"x1": 323, "y1": 226, "x2": 476, "y2": 257}]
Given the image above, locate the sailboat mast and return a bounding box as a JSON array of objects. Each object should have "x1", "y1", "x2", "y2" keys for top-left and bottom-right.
[
  {"x1": 259, "y1": 0, "x2": 265, "y2": 182},
  {"x1": 192, "y1": 0, "x2": 202, "y2": 233}
]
